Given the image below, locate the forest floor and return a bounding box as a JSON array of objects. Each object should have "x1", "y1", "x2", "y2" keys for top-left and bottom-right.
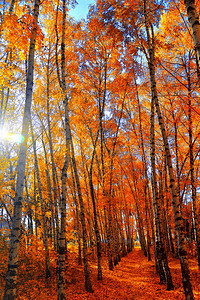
[{"x1": 1, "y1": 240, "x2": 200, "y2": 299}]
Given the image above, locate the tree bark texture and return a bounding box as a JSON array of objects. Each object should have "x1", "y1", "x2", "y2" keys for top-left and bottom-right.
[
  {"x1": 184, "y1": 0, "x2": 200, "y2": 81},
  {"x1": 70, "y1": 137, "x2": 93, "y2": 293},
  {"x1": 31, "y1": 123, "x2": 51, "y2": 279},
  {"x1": 46, "y1": 53, "x2": 59, "y2": 251},
  {"x1": 57, "y1": 1, "x2": 70, "y2": 299},
  {"x1": 4, "y1": 1, "x2": 40, "y2": 299},
  {"x1": 144, "y1": 0, "x2": 194, "y2": 298}
]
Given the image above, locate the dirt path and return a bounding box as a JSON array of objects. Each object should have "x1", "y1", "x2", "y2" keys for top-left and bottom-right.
[
  {"x1": 4, "y1": 247, "x2": 199, "y2": 299},
  {"x1": 87, "y1": 249, "x2": 185, "y2": 300},
  {"x1": 67, "y1": 248, "x2": 200, "y2": 300}
]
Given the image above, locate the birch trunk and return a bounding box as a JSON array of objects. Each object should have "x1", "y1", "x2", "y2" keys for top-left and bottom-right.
[
  {"x1": 58, "y1": 158, "x2": 67, "y2": 300},
  {"x1": 113, "y1": 208, "x2": 121, "y2": 265},
  {"x1": 150, "y1": 83, "x2": 173, "y2": 290},
  {"x1": 144, "y1": 0, "x2": 174, "y2": 290},
  {"x1": 80, "y1": 139, "x2": 94, "y2": 252},
  {"x1": 184, "y1": 0, "x2": 200, "y2": 83},
  {"x1": 89, "y1": 132, "x2": 102, "y2": 279},
  {"x1": 159, "y1": 168, "x2": 170, "y2": 252},
  {"x1": 25, "y1": 177, "x2": 33, "y2": 246},
  {"x1": 9, "y1": 0, "x2": 15, "y2": 13},
  {"x1": 46, "y1": 50, "x2": 59, "y2": 250},
  {"x1": 57, "y1": 1, "x2": 70, "y2": 298},
  {"x1": 135, "y1": 78, "x2": 152, "y2": 261},
  {"x1": 187, "y1": 69, "x2": 200, "y2": 269},
  {"x1": 164, "y1": 160, "x2": 175, "y2": 254},
  {"x1": 169, "y1": 98, "x2": 181, "y2": 212},
  {"x1": 103, "y1": 205, "x2": 113, "y2": 268},
  {"x1": 4, "y1": 1, "x2": 40, "y2": 298},
  {"x1": 42, "y1": 135, "x2": 56, "y2": 248},
  {"x1": 117, "y1": 198, "x2": 127, "y2": 257},
  {"x1": 144, "y1": 1, "x2": 194, "y2": 297},
  {"x1": 70, "y1": 137, "x2": 93, "y2": 293},
  {"x1": 86, "y1": 119, "x2": 102, "y2": 276},
  {"x1": 34, "y1": 170, "x2": 38, "y2": 238},
  {"x1": 69, "y1": 160, "x2": 82, "y2": 265},
  {"x1": 0, "y1": 87, "x2": 9, "y2": 129},
  {"x1": 121, "y1": 181, "x2": 132, "y2": 253},
  {"x1": 144, "y1": 185, "x2": 151, "y2": 261},
  {"x1": 31, "y1": 122, "x2": 51, "y2": 278}
]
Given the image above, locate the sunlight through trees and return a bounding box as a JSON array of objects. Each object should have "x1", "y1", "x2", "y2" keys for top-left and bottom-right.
[{"x1": 0, "y1": 1, "x2": 200, "y2": 299}]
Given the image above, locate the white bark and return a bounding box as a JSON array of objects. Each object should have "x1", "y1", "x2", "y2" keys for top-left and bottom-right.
[
  {"x1": 185, "y1": 0, "x2": 200, "y2": 70},
  {"x1": 4, "y1": 1, "x2": 40, "y2": 299}
]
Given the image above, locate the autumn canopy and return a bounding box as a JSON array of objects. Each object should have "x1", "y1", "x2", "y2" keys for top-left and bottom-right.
[{"x1": 0, "y1": 0, "x2": 200, "y2": 299}]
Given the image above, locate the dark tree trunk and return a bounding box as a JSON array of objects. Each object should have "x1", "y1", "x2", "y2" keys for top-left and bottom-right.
[{"x1": 144, "y1": 0, "x2": 193, "y2": 297}]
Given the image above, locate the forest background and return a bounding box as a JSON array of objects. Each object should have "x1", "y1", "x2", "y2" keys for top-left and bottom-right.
[{"x1": 0, "y1": 0, "x2": 200, "y2": 299}]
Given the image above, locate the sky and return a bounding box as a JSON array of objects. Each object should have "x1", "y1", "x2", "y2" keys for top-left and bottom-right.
[{"x1": 69, "y1": 0, "x2": 96, "y2": 20}]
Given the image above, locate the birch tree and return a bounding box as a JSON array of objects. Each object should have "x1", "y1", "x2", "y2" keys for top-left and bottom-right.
[
  {"x1": 144, "y1": 0, "x2": 194, "y2": 298},
  {"x1": 184, "y1": 0, "x2": 200, "y2": 79},
  {"x1": 4, "y1": 0, "x2": 41, "y2": 299}
]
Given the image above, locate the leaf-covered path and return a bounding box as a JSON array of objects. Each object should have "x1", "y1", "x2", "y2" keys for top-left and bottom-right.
[
  {"x1": 92, "y1": 248, "x2": 183, "y2": 300},
  {"x1": 66, "y1": 248, "x2": 200, "y2": 300},
  {"x1": 2, "y1": 245, "x2": 200, "y2": 299}
]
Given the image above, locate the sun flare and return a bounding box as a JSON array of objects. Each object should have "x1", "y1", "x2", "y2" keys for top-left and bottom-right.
[
  {"x1": 0, "y1": 127, "x2": 8, "y2": 140},
  {"x1": 0, "y1": 127, "x2": 24, "y2": 144}
]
